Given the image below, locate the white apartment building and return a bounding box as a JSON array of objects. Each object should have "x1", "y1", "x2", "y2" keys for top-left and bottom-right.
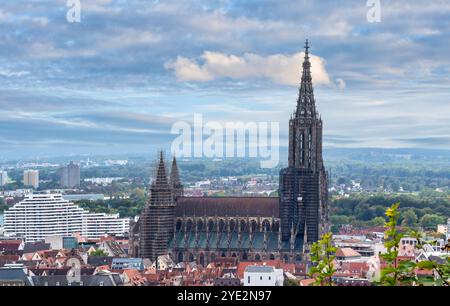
[
  {"x1": 243, "y1": 265, "x2": 284, "y2": 286},
  {"x1": 3, "y1": 193, "x2": 130, "y2": 242},
  {"x1": 0, "y1": 171, "x2": 8, "y2": 186},
  {"x1": 82, "y1": 213, "x2": 129, "y2": 239},
  {"x1": 23, "y1": 170, "x2": 39, "y2": 188}
]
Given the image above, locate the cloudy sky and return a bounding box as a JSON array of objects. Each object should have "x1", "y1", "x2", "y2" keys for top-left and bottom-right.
[{"x1": 0, "y1": 0, "x2": 449, "y2": 159}]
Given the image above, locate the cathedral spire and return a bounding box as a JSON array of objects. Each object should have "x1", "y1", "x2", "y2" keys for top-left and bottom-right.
[
  {"x1": 170, "y1": 156, "x2": 184, "y2": 198},
  {"x1": 296, "y1": 39, "x2": 316, "y2": 119},
  {"x1": 153, "y1": 151, "x2": 170, "y2": 188}
]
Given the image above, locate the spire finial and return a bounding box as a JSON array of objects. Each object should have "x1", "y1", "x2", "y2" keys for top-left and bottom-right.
[{"x1": 304, "y1": 39, "x2": 310, "y2": 59}]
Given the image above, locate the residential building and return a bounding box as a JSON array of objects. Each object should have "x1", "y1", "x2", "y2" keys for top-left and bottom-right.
[
  {"x1": 0, "y1": 171, "x2": 8, "y2": 186},
  {"x1": 44, "y1": 235, "x2": 78, "y2": 250},
  {"x1": 111, "y1": 258, "x2": 144, "y2": 271},
  {"x1": 60, "y1": 162, "x2": 80, "y2": 188},
  {"x1": 243, "y1": 265, "x2": 284, "y2": 286},
  {"x1": 3, "y1": 193, "x2": 129, "y2": 241},
  {"x1": 23, "y1": 170, "x2": 39, "y2": 188}
]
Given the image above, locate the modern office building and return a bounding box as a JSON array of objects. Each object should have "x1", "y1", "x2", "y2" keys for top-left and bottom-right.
[
  {"x1": 23, "y1": 170, "x2": 39, "y2": 189},
  {"x1": 60, "y1": 162, "x2": 81, "y2": 188},
  {"x1": 3, "y1": 193, "x2": 130, "y2": 242},
  {"x1": 0, "y1": 171, "x2": 8, "y2": 186}
]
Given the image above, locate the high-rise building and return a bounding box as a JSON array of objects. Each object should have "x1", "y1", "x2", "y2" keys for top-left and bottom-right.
[
  {"x1": 3, "y1": 193, "x2": 130, "y2": 242},
  {"x1": 0, "y1": 171, "x2": 8, "y2": 186},
  {"x1": 60, "y1": 161, "x2": 81, "y2": 188},
  {"x1": 23, "y1": 170, "x2": 39, "y2": 189},
  {"x1": 279, "y1": 39, "x2": 329, "y2": 242}
]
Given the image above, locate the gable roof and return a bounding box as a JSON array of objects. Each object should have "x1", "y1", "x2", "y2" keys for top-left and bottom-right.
[{"x1": 336, "y1": 248, "x2": 361, "y2": 258}]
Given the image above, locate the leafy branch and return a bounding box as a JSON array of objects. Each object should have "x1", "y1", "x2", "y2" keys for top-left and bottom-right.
[{"x1": 309, "y1": 232, "x2": 336, "y2": 286}]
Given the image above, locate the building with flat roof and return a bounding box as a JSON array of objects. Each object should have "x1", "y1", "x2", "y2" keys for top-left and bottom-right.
[
  {"x1": 60, "y1": 162, "x2": 80, "y2": 188},
  {"x1": 0, "y1": 171, "x2": 8, "y2": 186},
  {"x1": 23, "y1": 170, "x2": 39, "y2": 189},
  {"x1": 3, "y1": 193, "x2": 129, "y2": 241}
]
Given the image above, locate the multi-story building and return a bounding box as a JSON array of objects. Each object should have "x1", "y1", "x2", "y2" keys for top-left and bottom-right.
[
  {"x1": 23, "y1": 170, "x2": 39, "y2": 188},
  {"x1": 243, "y1": 265, "x2": 284, "y2": 286},
  {"x1": 82, "y1": 213, "x2": 130, "y2": 240},
  {"x1": 0, "y1": 171, "x2": 8, "y2": 186},
  {"x1": 3, "y1": 193, "x2": 130, "y2": 242},
  {"x1": 60, "y1": 162, "x2": 81, "y2": 188}
]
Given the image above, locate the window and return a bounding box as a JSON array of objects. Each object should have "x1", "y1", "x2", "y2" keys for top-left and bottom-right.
[
  {"x1": 269, "y1": 276, "x2": 271, "y2": 280},
  {"x1": 99, "y1": 282, "x2": 104, "y2": 286},
  {"x1": 248, "y1": 276, "x2": 250, "y2": 284},
  {"x1": 260, "y1": 276, "x2": 262, "y2": 280}
]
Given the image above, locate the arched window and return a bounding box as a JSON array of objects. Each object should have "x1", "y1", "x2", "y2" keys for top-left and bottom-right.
[
  {"x1": 208, "y1": 219, "x2": 215, "y2": 232},
  {"x1": 255, "y1": 254, "x2": 261, "y2": 261},
  {"x1": 262, "y1": 219, "x2": 270, "y2": 231},
  {"x1": 178, "y1": 252, "x2": 184, "y2": 263},
  {"x1": 251, "y1": 220, "x2": 257, "y2": 232},
  {"x1": 186, "y1": 219, "x2": 193, "y2": 231},
  {"x1": 229, "y1": 220, "x2": 236, "y2": 232},
  {"x1": 176, "y1": 220, "x2": 182, "y2": 231},
  {"x1": 240, "y1": 220, "x2": 246, "y2": 232},
  {"x1": 270, "y1": 254, "x2": 275, "y2": 260},
  {"x1": 197, "y1": 220, "x2": 203, "y2": 231},
  {"x1": 199, "y1": 253, "x2": 205, "y2": 266},
  {"x1": 189, "y1": 253, "x2": 194, "y2": 262},
  {"x1": 219, "y1": 219, "x2": 225, "y2": 232}
]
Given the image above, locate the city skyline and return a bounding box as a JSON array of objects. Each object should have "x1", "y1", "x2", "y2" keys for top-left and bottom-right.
[{"x1": 1, "y1": 0, "x2": 450, "y2": 159}]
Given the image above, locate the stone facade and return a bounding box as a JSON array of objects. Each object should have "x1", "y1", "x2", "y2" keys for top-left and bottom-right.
[{"x1": 131, "y1": 40, "x2": 329, "y2": 265}]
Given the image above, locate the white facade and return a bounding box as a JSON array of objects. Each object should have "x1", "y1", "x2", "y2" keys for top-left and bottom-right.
[
  {"x1": 82, "y1": 212, "x2": 129, "y2": 239},
  {"x1": 23, "y1": 170, "x2": 39, "y2": 188},
  {"x1": 0, "y1": 171, "x2": 8, "y2": 186},
  {"x1": 3, "y1": 193, "x2": 129, "y2": 242},
  {"x1": 244, "y1": 266, "x2": 284, "y2": 286}
]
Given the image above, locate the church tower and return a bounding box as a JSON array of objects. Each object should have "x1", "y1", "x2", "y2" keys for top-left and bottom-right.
[
  {"x1": 279, "y1": 40, "x2": 329, "y2": 243},
  {"x1": 170, "y1": 157, "x2": 184, "y2": 199},
  {"x1": 139, "y1": 151, "x2": 176, "y2": 260}
]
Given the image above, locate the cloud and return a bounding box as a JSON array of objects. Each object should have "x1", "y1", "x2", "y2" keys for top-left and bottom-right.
[{"x1": 165, "y1": 51, "x2": 332, "y2": 86}]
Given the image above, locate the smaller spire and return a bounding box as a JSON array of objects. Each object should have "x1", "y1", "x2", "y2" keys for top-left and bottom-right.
[{"x1": 170, "y1": 156, "x2": 184, "y2": 198}]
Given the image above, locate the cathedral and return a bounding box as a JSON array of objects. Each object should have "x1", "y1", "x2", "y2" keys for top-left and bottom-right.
[{"x1": 130, "y1": 40, "x2": 329, "y2": 265}]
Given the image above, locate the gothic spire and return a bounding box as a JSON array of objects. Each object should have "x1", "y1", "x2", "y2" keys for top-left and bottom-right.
[
  {"x1": 170, "y1": 156, "x2": 181, "y2": 186},
  {"x1": 152, "y1": 150, "x2": 170, "y2": 189},
  {"x1": 296, "y1": 39, "x2": 316, "y2": 119}
]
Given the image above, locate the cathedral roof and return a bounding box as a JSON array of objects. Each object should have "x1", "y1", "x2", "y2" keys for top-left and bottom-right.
[{"x1": 175, "y1": 196, "x2": 279, "y2": 218}]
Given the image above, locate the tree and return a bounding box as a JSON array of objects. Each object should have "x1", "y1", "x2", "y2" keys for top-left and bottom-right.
[
  {"x1": 401, "y1": 209, "x2": 418, "y2": 227},
  {"x1": 283, "y1": 278, "x2": 299, "y2": 286},
  {"x1": 368, "y1": 216, "x2": 385, "y2": 226},
  {"x1": 420, "y1": 214, "x2": 446, "y2": 229},
  {"x1": 378, "y1": 203, "x2": 417, "y2": 286},
  {"x1": 309, "y1": 232, "x2": 336, "y2": 286},
  {"x1": 89, "y1": 249, "x2": 109, "y2": 257}
]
